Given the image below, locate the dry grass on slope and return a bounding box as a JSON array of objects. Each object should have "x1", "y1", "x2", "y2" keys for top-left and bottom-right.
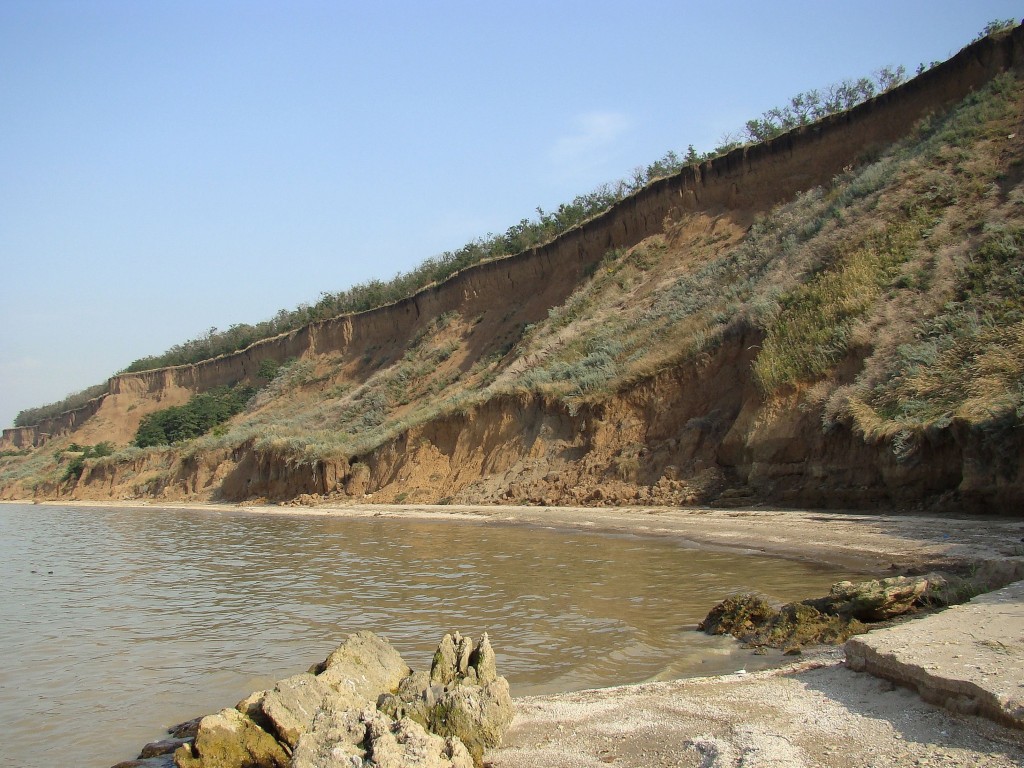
[
  {"x1": 163, "y1": 70, "x2": 1024, "y2": 472},
  {"x1": 815, "y1": 73, "x2": 1024, "y2": 457},
  {"x1": 8, "y1": 70, "x2": 1020, "y2": 500}
]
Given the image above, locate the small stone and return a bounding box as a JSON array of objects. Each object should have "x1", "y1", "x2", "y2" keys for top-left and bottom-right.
[
  {"x1": 140, "y1": 738, "x2": 189, "y2": 758},
  {"x1": 173, "y1": 708, "x2": 289, "y2": 768}
]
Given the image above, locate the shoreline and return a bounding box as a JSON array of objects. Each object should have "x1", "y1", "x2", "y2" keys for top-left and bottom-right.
[
  {"x1": 12, "y1": 498, "x2": 1024, "y2": 574},
  {"x1": 10, "y1": 500, "x2": 1024, "y2": 767}
]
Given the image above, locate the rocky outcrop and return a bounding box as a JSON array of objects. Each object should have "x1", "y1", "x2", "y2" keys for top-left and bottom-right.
[
  {"x1": 846, "y1": 580, "x2": 1024, "y2": 730},
  {"x1": 699, "y1": 594, "x2": 866, "y2": 653},
  {"x1": 160, "y1": 630, "x2": 511, "y2": 768},
  {"x1": 174, "y1": 708, "x2": 290, "y2": 768},
  {"x1": 803, "y1": 576, "x2": 935, "y2": 622},
  {"x1": 378, "y1": 632, "x2": 513, "y2": 766},
  {"x1": 292, "y1": 707, "x2": 474, "y2": 768},
  {"x1": 699, "y1": 575, "x2": 948, "y2": 653}
]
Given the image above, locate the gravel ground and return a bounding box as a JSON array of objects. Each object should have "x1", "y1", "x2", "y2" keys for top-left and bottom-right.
[{"x1": 489, "y1": 649, "x2": 1024, "y2": 768}]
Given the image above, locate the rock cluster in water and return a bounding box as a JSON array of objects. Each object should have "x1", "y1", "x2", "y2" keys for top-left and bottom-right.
[
  {"x1": 699, "y1": 575, "x2": 953, "y2": 653},
  {"x1": 115, "y1": 630, "x2": 512, "y2": 768}
]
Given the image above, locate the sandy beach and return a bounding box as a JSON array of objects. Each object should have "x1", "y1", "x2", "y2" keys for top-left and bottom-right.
[{"x1": 14, "y1": 500, "x2": 1024, "y2": 767}]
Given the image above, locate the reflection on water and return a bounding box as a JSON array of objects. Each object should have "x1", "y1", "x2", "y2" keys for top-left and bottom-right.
[{"x1": 0, "y1": 504, "x2": 853, "y2": 768}]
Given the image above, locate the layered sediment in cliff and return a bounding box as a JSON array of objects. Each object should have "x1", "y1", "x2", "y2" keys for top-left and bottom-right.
[{"x1": 193, "y1": 327, "x2": 1019, "y2": 512}]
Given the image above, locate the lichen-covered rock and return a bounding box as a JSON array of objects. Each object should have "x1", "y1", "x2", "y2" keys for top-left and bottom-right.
[
  {"x1": 429, "y1": 632, "x2": 496, "y2": 688},
  {"x1": 455, "y1": 634, "x2": 473, "y2": 678},
  {"x1": 173, "y1": 708, "x2": 289, "y2": 768},
  {"x1": 258, "y1": 672, "x2": 333, "y2": 748},
  {"x1": 468, "y1": 634, "x2": 497, "y2": 685},
  {"x1": 805, "y1": 576, "x2": 931, "y2": 621},
  {"x1": 377, "y1": 669, "x2": 433, "y2": 728},
  {"x1": 290, "y1": 702, "x2": 369, "y2": 768},
  {"x1": 234, "y1": 691, "x2": 267, "y2": 724},
  {"x1": 387, "y1": 633, "x2": 513, "y2": 767},
  {"x1": 318, "y1": 630, "x2": 411, "y2": 701},
  {"x1": 429, "y1": 678, "x2": 513, "y2": 767},
  {"x1": 365, "y1": 712, "x2": 473, "y2": 768},
  {"x1": 430, "y1": 633, "x2": 460, "y2": 686},
  {"x1": 292, "y1": 706, "x2": 473, "y2": 768},
  {"x1": 163, "y1": 631, "x2": 507, "y2": 768}
]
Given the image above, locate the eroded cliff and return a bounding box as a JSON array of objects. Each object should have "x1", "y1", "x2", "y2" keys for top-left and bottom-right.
[{"x1": 3, "y1": 25, "x2": 1023, "y2": 512}]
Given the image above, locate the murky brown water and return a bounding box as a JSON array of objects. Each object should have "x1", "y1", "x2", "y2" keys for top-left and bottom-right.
[{"x1": 0, "y1": 503, "x2": 856, "y2": 767}]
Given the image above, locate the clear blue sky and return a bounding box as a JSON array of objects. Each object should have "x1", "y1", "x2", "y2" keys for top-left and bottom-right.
[{"x1": 1, "y1": 1, "x2": 1020, "y2": 430}]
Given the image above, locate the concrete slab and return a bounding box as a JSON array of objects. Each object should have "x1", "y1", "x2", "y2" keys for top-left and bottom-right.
[{"x1": 846, "y1": 580, "x2": 1024, "y2": 729}]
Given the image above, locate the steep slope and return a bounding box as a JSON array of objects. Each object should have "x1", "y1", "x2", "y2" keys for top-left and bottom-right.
[{"x1": 2, "y1": 26, "x2": 1023, "y2": 512}]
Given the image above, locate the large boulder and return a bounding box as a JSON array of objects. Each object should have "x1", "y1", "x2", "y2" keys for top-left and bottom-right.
[
  {"x1": 256, "y1": 673, "x2": 333, "y2": 748},
  {"x1": 317, "y1": 630, "x2": 411, "y2": 700},
  {"x1": 173, "y1": 708, "x2": 289, "y2": 768},
  {"x1": 241, "y1": 631, "x2": 410, "y2": 751}
]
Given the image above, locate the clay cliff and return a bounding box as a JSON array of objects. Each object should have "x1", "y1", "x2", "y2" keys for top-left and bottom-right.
[{"x1": 3, "y1": 25, "x2": 1023, "y2": 513}]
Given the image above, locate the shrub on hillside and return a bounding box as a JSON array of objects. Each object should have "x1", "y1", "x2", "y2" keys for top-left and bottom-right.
[
  {"x1": 134, "y1": 386, "x2": 255, "y2": 447},
  {"x1": 60, "y1": 442, "x2": 115, "y2": 481}
]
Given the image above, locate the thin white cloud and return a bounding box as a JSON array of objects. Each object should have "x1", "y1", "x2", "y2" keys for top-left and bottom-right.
[{"x1": 548, "y1": 111, "x2": 632, "y2": 180}]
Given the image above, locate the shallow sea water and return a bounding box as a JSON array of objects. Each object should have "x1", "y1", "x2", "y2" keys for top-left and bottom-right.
[{"x1": 0, "y1": 503, "x2": 855, "y2": 767}]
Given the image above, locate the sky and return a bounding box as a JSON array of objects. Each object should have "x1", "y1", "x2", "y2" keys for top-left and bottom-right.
[{"x1": 1, "y1": 1, "x2": 1020, "y2": 430}]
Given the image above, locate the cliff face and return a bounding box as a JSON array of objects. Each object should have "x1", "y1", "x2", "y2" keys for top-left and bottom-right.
[
  {"x1": 94, "y1": 328, "x2": 1018, "y2": 512},
  {"x1": 4, "y1": 26, "x2": 1024, "y2": 513},
  {"x1": 7, "y1": 27, "x2": 1020, "y2": 452}
]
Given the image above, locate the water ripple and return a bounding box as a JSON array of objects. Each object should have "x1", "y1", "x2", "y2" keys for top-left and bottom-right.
[{"x1": 0, "y1": 504, "x2": 851, "y2": 768}]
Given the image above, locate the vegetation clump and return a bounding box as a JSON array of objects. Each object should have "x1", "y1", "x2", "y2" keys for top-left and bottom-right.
[
  {"x1": 14, "y1": 382, "x2": 108, "y2": 428},
  {"x1": 699, "y1": 594, "x2": 867, "y2": 653},
  {"x1": 133, "y1": 385, "x2": 255, "y2": 447},
  {"x1": 60, "y1": 442, "x2": 115, "y2": 481}
]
